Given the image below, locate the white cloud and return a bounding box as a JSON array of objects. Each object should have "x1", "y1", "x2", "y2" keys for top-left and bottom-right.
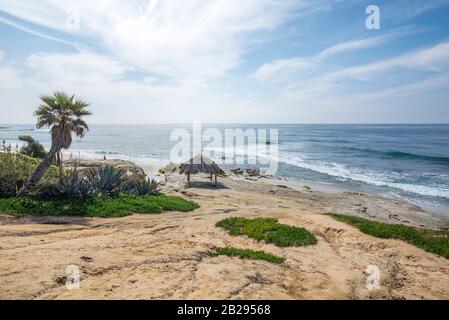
[
  {"x1": 354, "y1": 73, "x2": 449, "y2": 100},
  {"x1": 327, "y1": 41, "x2": 449, "y2": 80},
  {"x1": 0, "y1": 0, "x2": 310, "y2": 81},
  {"x1": 281, "y1": 41, "x2": 449, "y2": 101},
  {"x1": 254, "y1": 32, "x2": 402, "y2": 81},
  {"x1": 20, "y1": 51, "x2": 246, "y2": 123},
  {"x1": 26, "y1": 51, "x2": 131, "y2": 85},
  {"x1": 0, "y1": 15, "x2": 76, "y2": 47},
  {"x1": 0, "y1": 51, "x2": 21, "y2": 89}
]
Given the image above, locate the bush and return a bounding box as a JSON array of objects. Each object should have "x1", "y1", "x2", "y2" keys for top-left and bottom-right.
[
  {"x1": 35, "y1": 169, "x2": 89, "y2": 199},
  {"x1": 85, "y1": 165, "x2": 127, "y2": 197},
  {"x1": 328, "y1": 213, "x2": 449, "y2": 259},
  {"x1": 0, "y1": 173, "x2": 17, "y2": 198},
  {"x1": 34, "y1": 164, "x2": 161, "y2": 199},
  {"x1": 130, "y1": 178, "x2": 159, "y2": 195},
  {"x1": 215, "y1": 247, "x2": 285, "y2": 264},
  {"x1": 0, "y1": 194, "x2": 199, "y2": 217},
  {"x1": 0, "y1": 152, "x2": 58, "y2": 198},
  {"x1": 18, "y1": 135, "x2": 46, "y2": 159},
  {"x1": 216, "y1": 217, "x2": 317, "y2": 247}
]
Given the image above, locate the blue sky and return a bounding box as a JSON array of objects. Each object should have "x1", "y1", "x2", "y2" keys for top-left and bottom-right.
[{"x1": 0, "y1": 0, "x2": 449, "y2": 124}]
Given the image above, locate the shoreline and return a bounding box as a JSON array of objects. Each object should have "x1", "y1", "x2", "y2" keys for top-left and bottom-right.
[
  {"x1": 61, "y1": 155, "x2": 449, "y2": 227},
  {"x1": 70, "y1": 151, "x2": 449, "y2": 218}
]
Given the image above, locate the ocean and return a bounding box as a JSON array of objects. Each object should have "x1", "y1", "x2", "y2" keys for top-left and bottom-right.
[{"x1": 1, "y1": 123, "x2": 449, "y2": 216}]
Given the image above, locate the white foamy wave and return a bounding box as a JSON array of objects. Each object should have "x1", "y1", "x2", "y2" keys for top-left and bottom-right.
[{"x1": 279, "y1": 153, "x2": 449, "y2": 199}]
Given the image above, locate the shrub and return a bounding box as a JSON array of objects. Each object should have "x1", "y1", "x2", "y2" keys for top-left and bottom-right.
[
  {"x1": 216, "y1": 217, "x2": 317, "y2": 247},
  {"x1": 130, "y1": 178, "x2": 159, "y2": 196},
  {"x1": 328, "y1": 213, "x2": 449, "y2": 259},
  {"x1": 0, "y1": 152, "x2": 57, "y2": 198},
  {"x1": 0, "y1": 194, "x2": 199, "y2": 217},
  {"x1": 85, "y1": 165, "x2": 127, "y2": 197},
  {"x1": 215, "y1": 247, "x2": 285, "y2": 264},
  {"x1": 0, "y1": 172, "x2": 17, "y2": 198},
  {"x1": 18, "y1": 135, "x2": 46, "y2": 159}
]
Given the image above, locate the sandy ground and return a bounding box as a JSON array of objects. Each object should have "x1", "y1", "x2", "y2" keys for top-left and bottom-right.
[{"x1": 1, "y1": 172, "x2": 449, "y2": 300}]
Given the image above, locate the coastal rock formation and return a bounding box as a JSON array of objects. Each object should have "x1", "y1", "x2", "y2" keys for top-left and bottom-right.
[{"x1": 63, "y1": 159, "x2": 146, "y2": 179}]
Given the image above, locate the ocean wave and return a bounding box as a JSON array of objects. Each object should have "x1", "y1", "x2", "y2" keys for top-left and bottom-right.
[
  {"x1": 278, "y1": 154, "x2": 449, "y2": 199},
  {"x1": 345, "y1": 147, "x2": 449, "y2": 164}
]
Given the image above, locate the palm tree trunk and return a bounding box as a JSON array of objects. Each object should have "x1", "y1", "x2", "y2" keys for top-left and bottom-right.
[
  {"x1": 17, "y1": 139, "x2": 61, "y2": 197},
  {"x1": 57, "y1": 151, "x2": 63, "y2": 183}
]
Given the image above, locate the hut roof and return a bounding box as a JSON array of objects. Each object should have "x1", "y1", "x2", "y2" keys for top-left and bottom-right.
[{"x1": 179, "y1": 155, "x2": 225, "y2": 175}]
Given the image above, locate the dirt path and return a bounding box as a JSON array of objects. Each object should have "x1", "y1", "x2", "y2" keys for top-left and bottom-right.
[{"x1": 1, "y1": 178, "x2": 448, "y2": 300}]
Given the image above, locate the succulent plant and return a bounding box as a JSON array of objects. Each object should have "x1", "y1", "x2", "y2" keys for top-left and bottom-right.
[{"x1": 85, "y1": 165, "x2": 126, "y2": 197}]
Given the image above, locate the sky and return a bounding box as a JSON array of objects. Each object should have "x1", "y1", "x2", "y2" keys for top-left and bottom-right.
[{"x1": 0, "y1": 0, "x2": 449, "y2": 124}]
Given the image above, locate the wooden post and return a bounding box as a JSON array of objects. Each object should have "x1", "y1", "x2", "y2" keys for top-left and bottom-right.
[
  {"x1": 215, "y1": 174, "x2": 217, "y2": 185},
  {"x1": 210, "y1": 173, "x2": 213, "y2": 181},
  {"x1": 187, "y1": 172, "x2": 191, "y2": 185}
]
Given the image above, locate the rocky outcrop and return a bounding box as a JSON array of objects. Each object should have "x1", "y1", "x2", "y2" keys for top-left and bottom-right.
[{"x1": 63, "y1": 159, "x2": 146, "y2": 179}]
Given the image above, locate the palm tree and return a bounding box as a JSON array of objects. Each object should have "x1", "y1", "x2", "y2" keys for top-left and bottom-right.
[{"x1": 18, "y1": 92, "x2": 92, "y2": 197}]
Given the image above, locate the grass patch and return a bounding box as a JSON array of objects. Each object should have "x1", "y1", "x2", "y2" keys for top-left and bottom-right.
[
  {"x1": 216, "y1": 217, "x2": 317, "y2": 247},
  {"x1": 0, "y1": 194, "x2": 199, "y2": 218},
  {"x1": 328, "y1": 213, "x2": 449, "y2": 259},
  {"x1": 215, "y1": 247, "x2": 285, "y2": 264}
]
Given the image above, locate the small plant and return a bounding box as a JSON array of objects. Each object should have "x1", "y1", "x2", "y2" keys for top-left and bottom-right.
[
  {"x1": 328, "y1": 213, "x2": 449, "y2": 259},
  {"x1": 131, "y1": 178, "x2": 159, "y2": 196},
  {"x1": 215, "y1": 247, "x2": 285, "y2": 264},
  {"x1": 216, "y1": 217, "x2": 317, "y2": 247},
  {"x1": 0, "y1": 152, "x2": 58, "y2": 198},
  {"x1": 0, "y1": 194, "x2": 199, "y2": 217},
  {"x1": 18, "y1": 135, "x2": 46, "y2": 159}
]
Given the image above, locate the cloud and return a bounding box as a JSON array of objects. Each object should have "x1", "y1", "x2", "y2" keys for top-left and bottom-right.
[
  {"x1": 354, "y1": 73, "x2": 449, "y2": 100},
  {"x1": 0, "y1": 0, "x2": 313, "y2": 81},
  {"x1": 328, "y1": 41, "x2": 449, "y2": 80},
  {"x1": 254, "y1": 32, "x2": 403, "y2": 81},
  {"x1": 20, "y1": 50, "x2": 245, "y2": 123},
  {"x1": 391, "y1": 0, "x2": 449, "y2": 19},
  {"x1": 0, "y1": 51, "x2": 21, "y2": 89},
  {"x1": 0, "y1": 15, "x2": 76, "y2": 47},
  {"x1": 281, "y1": 41, "x2": 449, "y2": 101},
  {"x1": 26, "y1": 51, "x2": 131, "y2": 85}
]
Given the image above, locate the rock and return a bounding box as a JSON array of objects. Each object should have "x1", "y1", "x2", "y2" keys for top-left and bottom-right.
[
  {"x1": 161, "y1": 163, "x2": 179, "y2": 176},
  {"x1": 230, "y1": 168, "x2": 244, "y2": 175},
  {"x1": 63, "y1": 159, "x2": 146, "y2": 179},
  {"x1": 246, "y1": 168, "x2": 260, "y2": 177}
]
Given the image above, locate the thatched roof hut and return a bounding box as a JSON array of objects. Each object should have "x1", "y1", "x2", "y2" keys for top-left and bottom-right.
[{"x1": 179, "y1": 155, "x2": 225, "y2": 185}]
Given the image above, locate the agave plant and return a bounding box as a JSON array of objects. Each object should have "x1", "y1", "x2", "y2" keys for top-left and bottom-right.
[
  {"x1": 59, "y1": 169, "x2": 89, "y2": 198},
  {"x1": 34, "y1": 169, "x2": 88, "y2": 199},
  {"x1": 85, "y1": 165, "x2": 126, "y2": 197},
  {"x1": 131, "y1": 178, "x2": 159, "y2": 196}
]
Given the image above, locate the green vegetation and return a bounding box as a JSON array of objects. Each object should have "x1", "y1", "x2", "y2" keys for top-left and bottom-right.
[
  {"x1": 303, "y1": 185, "x2": 311, "y2": 190},
  {"x1": 19, "y1": 91, "x2": 92, "y2": 196},
  {"x1": 18, "y1": 135, "x2": 46, "y2": 159},
  {"x1": 215, "y1": 247, "x2": 285, "y2": 264},
  {"x1": 328, "y1": 213, "x2": 449, "y2": 259},
  {"x1": 216, "y1": 217, "x2": 317, "y2": 247},
  {"x1": 0, "y1": 194, "x2": 199, "y2": 218},
  {"x1": 0, "y1": 152, "x2": 58, "y2": 198},
  {"x1": 129, "y1": 177, "x2": 159, "y2": 196}
]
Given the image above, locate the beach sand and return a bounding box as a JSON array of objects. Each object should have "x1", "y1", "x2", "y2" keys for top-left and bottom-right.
[{"x1": 0, "y1": 171, "x2": 448, "y2": 300}]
